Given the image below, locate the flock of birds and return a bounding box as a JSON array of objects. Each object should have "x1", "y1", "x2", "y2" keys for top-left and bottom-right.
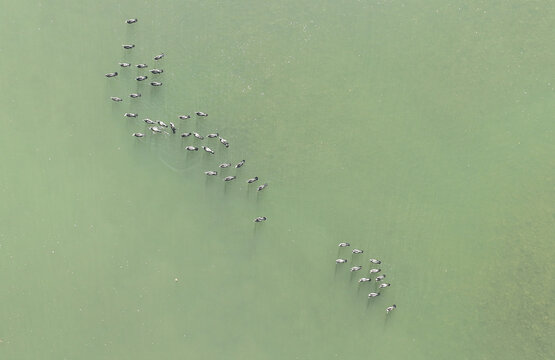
[
  {"x1": 336, "y1": 243, "x2": 397, "y2": 314},
  {"x1": 106, "y1": 18, "x2": 269, "y2": 224},
  {"x1": 108, "y1": 18, "x2": 396, "y2": 316}
]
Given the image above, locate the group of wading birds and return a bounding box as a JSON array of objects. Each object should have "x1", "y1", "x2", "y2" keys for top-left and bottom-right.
[
  {"x1": 106, "y1": 18, "x2": 268, "y2": 224},
  {"x1": 336, "y1": 243, "x2": 397, "y2": 314}
]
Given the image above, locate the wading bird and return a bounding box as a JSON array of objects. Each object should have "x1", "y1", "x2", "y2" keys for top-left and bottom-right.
[{"x1": 257, "y1": 183, "x2": 268, "y2": 192}]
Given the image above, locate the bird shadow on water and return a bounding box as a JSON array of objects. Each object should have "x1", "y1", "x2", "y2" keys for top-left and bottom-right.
[
  {"x1": 246, "y1": 222, "x2": 266, "y2": 259},
  {"x1": 366, "y1": 297, "x2": 374, "y2": 310},
  {"x1": 357, "y1": 282, "x2": 367, "y2": 296}
]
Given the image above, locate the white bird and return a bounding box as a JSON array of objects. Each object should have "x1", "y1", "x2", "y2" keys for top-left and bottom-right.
[
  {"x1": 181, "y1": 132, "x2": 192, "y2": 138},
  {"x1": 154, "y1": 53, "x2": 165, "y2": 60},
  {"x1": 338, "y1": 242, "x2": 350, "y2": 247},
  {"x1": 352, "y1": 249, "x2": 363, "y2": 254},
  {"x1": 247, "y1": 177, "x2": 258, "y2": 183},
  {"x1": 125, "y1": 18, "x2": 138, "y2": 24},
  {"x1": 386, "y1": 304, "x2": 396, "y2": 314},
  {"x1": 136, "y1": 75, "x2": 148, "y2": 81},
  {"x1": 257, "y1": 183, "x2": 268, "y2": 192},
  {"x1": 170, "y1": 123, "x2": 177, "y2": 134},
  {"x1": 136, "y1": 64, "x2": 148, "y2": 68},
  {"x1": 119, "y1": 62, "x2": 131, "y2": 67},
  {"x1": 132, "y1": 132, "x2": 144, "y2": 138},
  {"x1": 336, "y1": 259, "x2": 347, "y2": 264},
  {"x1": 110, "y1": 97, "x2": 122, "y2": 102},
  {"x1": 205, "y1": 171, "x2": 218, "y2": 176},
  {"x1": 368, "y1": 292, "x2": 380, "y2": 298},
  {"x1": 105, "y1": 72, "x2": 118, "y2": 78},
  {"x1": 150, "y1": 81, "x2": 162, "y2": 86},
  {"x1": 375, "y1": 275, "x2": 386, "y2": 282},
  {"x1": 358, "y1": 278, "x2": 371, "y2": 283},
  {"x1": 219, "y1": 163, "x2": 231, "y2": 168},
  {"x1": 202, "y1": 146, "x2": 214, "y2": 154},
  {"x1": 235, "y1": 160, "x2": 245, "y2": 168},
  {"x1": 157, "y1": 121, "x2": 168, "y2": 128},
  {"x1": 122, "y1": 44, "x2": 135, "y2": 49},
  {"x1": 254, "y1": 216, "x2": 267, "y2": 223},
  {"x1": 196, "y1": 111, "x2": 208, "y2": 117},
  {"x1": 186, "y1": 146, "x2": 198, "y2": 151},
  {"x1": 378, "y1": 283, "x2": 391, "y2": 289},
  {"x1": 179, "y1": 115, "x2": 190, "y2": 120},
  {"x1": 350, "y1": 266, "x2": 362, "y2": 272},
  {"x1": 124, "y1": 113, "x2": 138, "y2": 118},
  {"x1": 369, "y1": 268, "x2": 381, "y2": 274},
  {"x1": 224, "y1": 176, "x2": 236, "y2": 182},
  {"x1": 150, "y1": 69, "x2": 164, "y2": 74},
  {"x1": 149, "y1": 126, "x2": 162, "y2": 133},
  {"x1": 369, "y1": 258, "x2": 381, "y2": 264}
]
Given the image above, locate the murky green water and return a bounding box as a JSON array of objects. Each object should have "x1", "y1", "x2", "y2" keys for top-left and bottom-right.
[{"x1": 1, "y1": 1, "x2": 553, "y2": 359}]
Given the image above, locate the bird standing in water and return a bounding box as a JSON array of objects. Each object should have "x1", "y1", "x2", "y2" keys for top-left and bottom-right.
[
  {"x1": 257, "y1": 183, "x2": 268, "y2": 192},
  {"x1": 202, "y1": 146, "x2": 214, "y2": 154}
]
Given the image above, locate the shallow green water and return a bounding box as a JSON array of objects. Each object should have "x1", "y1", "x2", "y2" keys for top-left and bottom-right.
[{"x1": 1, "y1": 1, "x2": 553, "y2": 359}]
